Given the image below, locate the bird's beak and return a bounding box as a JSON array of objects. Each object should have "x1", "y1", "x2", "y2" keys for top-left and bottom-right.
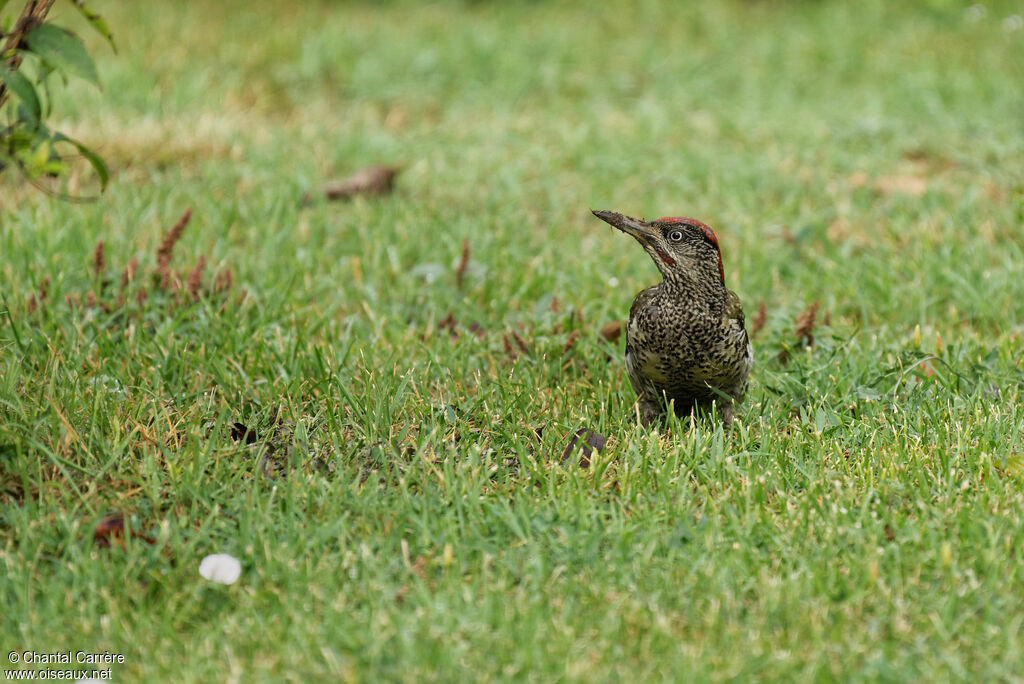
[{"x1": 592, "y1": 210, "x2": 656, "y2": 245}]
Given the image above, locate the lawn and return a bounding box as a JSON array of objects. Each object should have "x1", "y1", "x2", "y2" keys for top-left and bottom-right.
[{"x1": 2, "y1": 0, "x2": 1024, "y2": 680}]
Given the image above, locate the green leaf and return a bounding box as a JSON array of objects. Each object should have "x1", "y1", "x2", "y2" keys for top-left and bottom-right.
[
  {"x1": 23, "y1": 24, "x2": 100, "y2": 86},
  {"x1": 23, "y1": 138, "x2": 52, "y2": 179},
  {"x1": 71, "y1": 0, "x2": 116, "y2": 51},
  {"x1": 2, "y1": 125, "x2": 37, "y2": 150},
  {"x1": 1, "y1": 67, "x2": 41, "y2": 124},
  {"x1": 53, "y1": 132, "x2": 109, "y2": 190}
]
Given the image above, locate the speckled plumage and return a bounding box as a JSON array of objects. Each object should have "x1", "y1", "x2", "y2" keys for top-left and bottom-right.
[{"x1": 593, "y1": 210, "x2": 752, "y2": 427}]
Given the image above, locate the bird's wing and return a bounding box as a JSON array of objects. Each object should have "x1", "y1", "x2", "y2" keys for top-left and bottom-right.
[
  {"x1": 725, "y1": 289, "x2": 745, "y2": 327},
  {"x1": 625, "y1": 290, "x2": 664, "y2": 407},
  {"x1": 625, "y1": 348, "x2": 655, "y2": 399},
  {"x1": 722, "y1": 288, "x2": 752, "y2": 402},
  {"x1": 628, "y1": 285, "x2": 660, "y2": 323}
]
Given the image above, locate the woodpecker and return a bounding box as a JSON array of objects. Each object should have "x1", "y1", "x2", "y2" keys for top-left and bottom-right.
[{"x1": 592, "y1": 210, "x2": 752, "y2": 427}]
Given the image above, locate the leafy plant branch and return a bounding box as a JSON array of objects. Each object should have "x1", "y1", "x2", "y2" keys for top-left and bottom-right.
[{"x1": 0, "y1": 0, "x2": 114, "y2": 194}]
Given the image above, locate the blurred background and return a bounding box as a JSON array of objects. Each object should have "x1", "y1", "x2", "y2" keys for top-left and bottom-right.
[{"x1": 4, "y1": 0, "x2": 1022, "y2": 335}]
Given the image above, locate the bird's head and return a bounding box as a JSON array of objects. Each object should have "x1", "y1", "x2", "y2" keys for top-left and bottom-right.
[{"x1": 592, "y1": 210, "x2": 725, "y2": 285}]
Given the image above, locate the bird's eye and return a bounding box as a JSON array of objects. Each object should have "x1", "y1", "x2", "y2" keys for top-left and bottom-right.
[{"x1": 668, "y1": 230, "x2": 683, "y2": 242}]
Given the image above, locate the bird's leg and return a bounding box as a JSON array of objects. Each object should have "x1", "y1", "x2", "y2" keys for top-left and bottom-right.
[
  {"x1": 639, "y1": 400, "x2": 662, "y2": 428},
  {"x1": 720, "y1": 401, "x2": 735, "y2": 427}
]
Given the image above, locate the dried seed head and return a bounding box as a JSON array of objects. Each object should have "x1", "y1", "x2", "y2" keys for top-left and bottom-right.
[
  {"x1": 121, "y1": 256, "x2": 139, "y2": 289},
  {"x1": 562, "y1": 330, "x2": 580, "y2": 354},
  {"x1": 93, "y1": 241, "x2": 106, "y2": 278},
  {"x1": 751, "y1": 301, "x2": 767, "y2": 338},
  {"x1": 456, "y1": 239, "x2": 470, "y2": 290},
  {"x1": 213, "y1": 267, "x2": 234, "y2": 293},
  {"x1": 162, "y1": 270, "x2": 182, "y2": 293},
  {"x1": 795, "y1": 301, "x2": 820, "y2": 346},
  {"x1": 156, "y1": 209, "x2": 192, "y2": 286},
  {"x1": 512, "y1": 330, "x2": 529, "y2": 354},
  {"x1": 186, "y1": 255, "x2": 206, "y2": 302}
]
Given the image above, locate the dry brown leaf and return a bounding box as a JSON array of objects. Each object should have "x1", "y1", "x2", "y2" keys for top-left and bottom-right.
[
  {"x1": 437, "y1": 311, "x2": 458, "y2": 339},
  {"x1": 93, "y1": 513, "x2": 156, "y2": 549},
  {"x1": 230, "y1": 422, "x2": 258, "y2": 445},
  {"x1": 561, "y1": 428, "x2": 607, "y2": 467},
  {"x1": 322, "y1": 165, "x2": 399, "y2": 201},
  {"x1": 600, "y1": 321, "x2": 622, "y2": 342}
]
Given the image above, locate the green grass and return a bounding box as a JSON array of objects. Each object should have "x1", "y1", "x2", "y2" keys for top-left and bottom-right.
[{"x1": 3, "y1": 0, "x2": 1024, "y2": 680}]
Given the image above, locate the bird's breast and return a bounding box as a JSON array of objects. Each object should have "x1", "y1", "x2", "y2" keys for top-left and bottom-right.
[{"x1": 626, "y1": 296, "x2": 749, "y2": 392}]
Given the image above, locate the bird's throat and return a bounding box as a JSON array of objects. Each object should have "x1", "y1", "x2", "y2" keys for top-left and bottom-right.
[{"x1": 655, "y1": 248, "x2": 676, "y2": 267}]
